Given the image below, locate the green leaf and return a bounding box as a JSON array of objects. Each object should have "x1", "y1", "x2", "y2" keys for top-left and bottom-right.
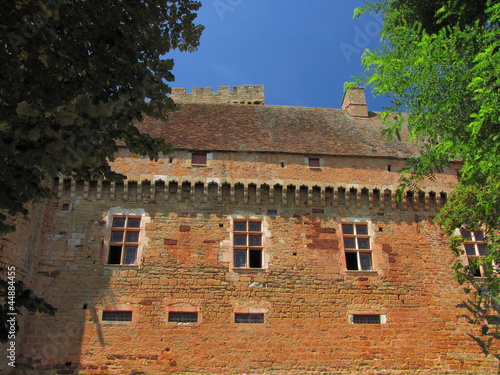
[
  {"x1": 349, "y1": 0, "x2": 500, "y2": 357},
  {"x1": 0, "y1": 0, "x2": 204, "y2": 234}
]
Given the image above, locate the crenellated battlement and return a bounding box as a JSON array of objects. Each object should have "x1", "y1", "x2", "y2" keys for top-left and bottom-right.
[
  {"x1": 171, "y1": 85, "x2": 264, "y2": 105},
  {"x1": 55, "y1": 177, "x2": 448, "y2": 213}
]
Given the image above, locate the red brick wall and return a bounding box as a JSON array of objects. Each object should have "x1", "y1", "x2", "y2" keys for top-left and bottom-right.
[{"x1": 1, "y1": 154, "x2": 497, "y2": 374}]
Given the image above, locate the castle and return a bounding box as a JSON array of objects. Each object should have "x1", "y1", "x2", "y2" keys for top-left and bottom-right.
[{"x1": 1, "y1": 85, "x2": 497, "y2": 374}]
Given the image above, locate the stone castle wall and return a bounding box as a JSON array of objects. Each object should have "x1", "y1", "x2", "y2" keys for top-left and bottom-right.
[{"x1": 1, "y1": 152, "x2": 497, "y2": 374}]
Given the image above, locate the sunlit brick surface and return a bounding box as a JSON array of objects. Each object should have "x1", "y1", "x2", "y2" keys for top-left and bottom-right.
[{"x1": 1, "y1": 91, "x2": 497, "y2": 374}]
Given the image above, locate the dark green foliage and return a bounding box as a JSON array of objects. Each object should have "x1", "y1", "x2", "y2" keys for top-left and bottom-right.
[
  {"x1": 436, "y1": 182, "x2": 500, "y2": 285},
  {"x1": 352, "y1": 1, "x2": 500, "y2": 186},
  {"x1": 0, "y1": 0, "x2": 203, "y2": 234},
  {"x1": 0, "y1": 0, "x2": 203, "y2": 346},
  {"x1": 357, "y1": 0, "x2": 490, "y2": 34}
]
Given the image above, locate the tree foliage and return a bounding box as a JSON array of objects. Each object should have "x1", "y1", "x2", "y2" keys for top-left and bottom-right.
[
  {"x1": 0, "y1": 0, "x2": 203, "y2": 234},
  {"x1": 351, "y1": 0, "x2": 500, "y2": 356},
  {"x1": 435, "y1": 182, "x2": 500, "y2": 357},
  {"x1": 0, "y1": 0, "x2": 203, "y2": 342}
]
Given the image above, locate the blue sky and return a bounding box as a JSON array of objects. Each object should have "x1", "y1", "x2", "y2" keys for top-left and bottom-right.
[{"x1": 168, "y1": 0, "x2": 389, "y2": 111}]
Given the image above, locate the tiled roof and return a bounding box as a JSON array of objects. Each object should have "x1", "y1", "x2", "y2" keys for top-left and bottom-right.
[{"x1": 137, "y1": 104, "x2": 418, "y2": 158}]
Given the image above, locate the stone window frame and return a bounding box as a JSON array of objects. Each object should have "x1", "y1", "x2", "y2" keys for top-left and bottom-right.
[
  {"x1": 348, "y1": 313, "x2": 387, "y2": 324},
  {"x1": 233, "y1": 219, "x2": 263, "y2": 268},
  {"x1": 102, "y1": 310, "x2": 132, "y2": 322},
  {"x1": 108, "y1": 216, "x2": 141, "y2": 265},
  {"x1": 190, "y1": 151, "x2": 213, "y2": 167},
  {"x1": 102, "y1": 207, "x2": 149, "y2": 267},
  {"x1": 235, "y1": 313, "x2": 265, "y2": 324},
  {"x1": 460, "y1": 229, "x2": 488, "y2": 278},
  {"x1": 168, "y1": 312, "x2": 199, "y2": 323},
  {"x1": 100, "y1": 304, "x2": 138, "y2": 325},
  {"x1": 340, "y1": 219, "x2": 376, "y2": 272},
  {"x1": 306, "y1": 156, "x2": 323, "y2": 169},
  {"x1": 229, "y1": 215, "x2": 270, "y2": 271},
  {"x1": 233, "y1": 306, "x2": 268, "y2": 324},
  {"x1": 166, "y1": 304, "x2": 201, "y2": 325}
]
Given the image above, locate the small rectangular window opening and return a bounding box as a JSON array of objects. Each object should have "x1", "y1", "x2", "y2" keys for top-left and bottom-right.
[
  {"x1": 235, "y1": 313, "x2": 264, "y2": 324},
  {"x1": 102, "y1": 310, "x2": 132, "y2": 321},
  {"x1": 192, "y1": 153, "x2": 207, "y2": 166},
  {"x1": 168, "y1": 312, "x2": 198, "y2": 323},
  {"x1": 352, "y1": 314, "x2": 381, "y2": 324},
  {"x1": 309, "y1": 158, "x2": 321, "y2": 168}
]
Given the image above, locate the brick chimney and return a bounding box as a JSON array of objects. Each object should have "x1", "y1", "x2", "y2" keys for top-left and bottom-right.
[
  {"x1": 171, "y1": 85, "x2": 264, "y2": 105},
  {"x1": 341, "y1": 87, "x2": 368, "y2": 117}
]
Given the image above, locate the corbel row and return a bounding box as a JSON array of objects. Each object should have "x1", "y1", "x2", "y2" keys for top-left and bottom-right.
[{"x1": 56, "y1": 178, "x2": 449, "y2": 212}]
